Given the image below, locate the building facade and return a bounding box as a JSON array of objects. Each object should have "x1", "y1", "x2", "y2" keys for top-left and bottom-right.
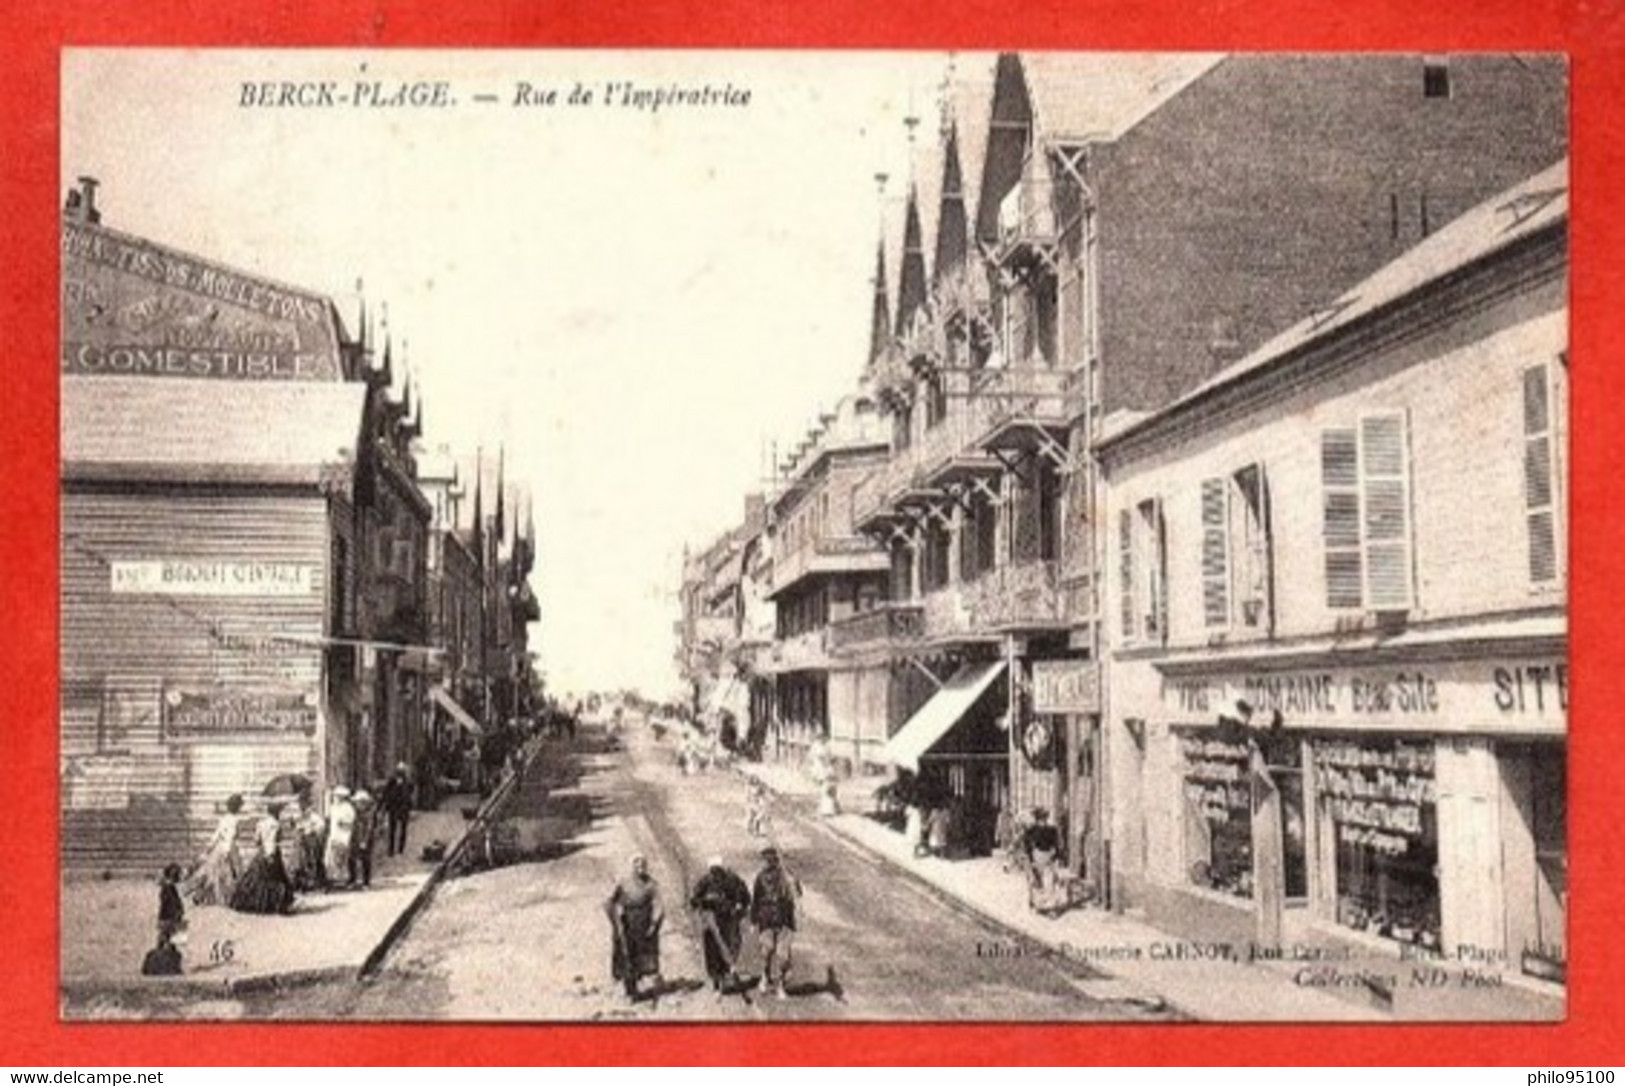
[{"x1": 1097, "y1": 163, "x2": 1567, "y2": 1016}]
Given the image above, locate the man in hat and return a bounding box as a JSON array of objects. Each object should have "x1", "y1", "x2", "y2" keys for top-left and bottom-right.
[
  {"x1": 382, "y1": 762, "x2": 414, "y2": 857},
  {"x1": 348, "y1": 790, "x2": 378, "y2": 889},
  {"x1": 750, "y1": 846, "x2": 801, "y2": 999},
  {"x1": 688, "y1": 855, "x2": 750, "y2": 993}
]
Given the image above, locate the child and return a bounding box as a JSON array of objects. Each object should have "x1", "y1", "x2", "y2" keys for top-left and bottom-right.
[
  {"x1": 141, "y1": 929, "x2": 182, "y2": 976},
  {"x1": 158, "y1": 863, "x2": 186, "y2": 940}
]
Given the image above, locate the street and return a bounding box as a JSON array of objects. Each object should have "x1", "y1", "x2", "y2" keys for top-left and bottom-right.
[{"x1": 150, "y1": 719, "x2": 1173, "y2": 1022}]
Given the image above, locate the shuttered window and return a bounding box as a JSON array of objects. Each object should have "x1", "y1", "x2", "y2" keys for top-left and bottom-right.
[
  {"x1": 1201, "y1": 477, "x2": 1230, "y2": 627},
  {"x1": 1321, "y1": 414, "x2": 1413, "y2": 611},
  {"x1": 1361, "y1": 413, "x2": 1412, "y2": 610},
  {"x1": 1322, "y1": 428, "x2": 1363, "y2": 609},
  {"x1": 1119, "y1": 508, "x2": 1135, "y2": 640},
  {"x1": 1234, "y1": 465, "x2": 1273, "y2": 630},
  {"x1": 1139, "y1": 498, "x2": 1168, "y2": 643},
  {"x1": 1524, "y1": 364, "x2": 1559, "y2": 584}
]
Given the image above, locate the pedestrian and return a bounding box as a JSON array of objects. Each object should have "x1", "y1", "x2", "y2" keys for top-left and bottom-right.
[
  {"x1": 382, "y1": 761, "x2": 413, "y2": 857},
  {"x1": 141, "y1": 930, "x2": 182, "y2": 976},
  {"x1": 1023, "y1": 807, "x2": 1066, "y2": 916},
  {"x1": 349, "y1": 790, "x2": 378, "y2": 888},
  {"x1": 297, "y1": 796, "x2": 328, "y2": 891},
  {"x1": 157, "y1": 862, "x2": 186, "y2": 941},
  {"x1": 604, "y1": 854, "x2": 665, "y2": 1001},
  {"x1": 231, "y1": 802, "x2": 294, "y2": 915},
  {"x1": 926, "y1": 804, "x2": 951, "y2": 858},
  {"x1": 184, "y1": 793, "x2": 243, "y2": 906},
  {"x1": 750, "y1": 846, "x2": 801, "y2": 999},
  {"x1": 323, "y1": 786, "x2": 357, "y2": 888},
  {"x1": 688, "y1": 855, "x2": 750, "y2": 993},
  {"x1": 745, "y1": 779, "x2": 771, "y2": 838}
]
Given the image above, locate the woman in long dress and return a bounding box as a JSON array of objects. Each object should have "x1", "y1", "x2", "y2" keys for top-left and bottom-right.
[
  {"x1": 186, "y1": 794, "x2": 243, "y2": 905},
  {"x1": 604, "y1": 855, "x2": 664, "y2": 1000},
  {"x1": 230, "y1": 802, "x2": 294, "y2": 914}
]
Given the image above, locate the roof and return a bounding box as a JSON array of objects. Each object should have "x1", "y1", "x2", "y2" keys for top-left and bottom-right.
[
  {"x1": 914, "y1": 125, "x2": 946, "y2": 287},
  {"x1": 1022, "y1": 52, "x2": 1224, "y2": 145},
  {"x1": 62, "y1": 376, "x2": 366, "y2": 484},
  {"x1": 1100, "y1": 159, "x2": 1569, "y2": 453},
  {"x1": 948, "y1": 56, "x2": 998, "y2": 237}
]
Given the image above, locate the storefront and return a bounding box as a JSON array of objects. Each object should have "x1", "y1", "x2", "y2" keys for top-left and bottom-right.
[
  {"x1": 1147, "y1": 645, "x2": 1566, "y2": 987},
  {"x1": 1025, "y1": 656, "x2": 1104, "y2": 894},
  {"x1": 61, "y1": 376, "x2": 367, "y2": 875}
]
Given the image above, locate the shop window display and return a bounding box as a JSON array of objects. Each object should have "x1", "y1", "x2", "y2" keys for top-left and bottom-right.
[
  {"x1": 1315, "y1": 737, "x2": 1441, "y2": 948},
  {"x1": 1181, "y1": 732, "x2": 1253, "y2": 898}
]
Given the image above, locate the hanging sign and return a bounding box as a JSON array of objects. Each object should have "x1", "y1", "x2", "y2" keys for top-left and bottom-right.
[{"x1": 1031, "y1": 660, "x2": 1100, "y2": 714}]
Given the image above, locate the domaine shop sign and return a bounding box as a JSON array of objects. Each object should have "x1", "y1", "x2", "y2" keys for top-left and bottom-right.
[
  {"x1": 111, "y1": 560, "x2": 317, "y2": 597},
  {"x1": 1162, "y1": 658, "x2": 1567, "y2": 733}
]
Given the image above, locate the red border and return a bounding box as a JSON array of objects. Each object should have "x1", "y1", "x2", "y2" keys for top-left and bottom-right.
[{"x1": 6, "y1": 0, "x2": 1621, "y2": 1066}]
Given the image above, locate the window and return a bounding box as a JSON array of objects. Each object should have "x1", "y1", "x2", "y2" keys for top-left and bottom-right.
[
  {"x1": 1120, "y1": 498, "x2": 1167, "y2": 644},
  {"x1": 893, "y1": 402, "x2": 913, "y2": 452},
  {"x1": 925, "y1": 371, "x2": 948, "y2": 429},
  {"x1": 1321, "y1": 413, "x2": 1412, "y2": 611},
  {"x1": 1524, "y1": 363, "x2": 1561, "y2": 585},
  {"x1": 1200, "y1": 465, "x2": 1273, "y2": 631}
]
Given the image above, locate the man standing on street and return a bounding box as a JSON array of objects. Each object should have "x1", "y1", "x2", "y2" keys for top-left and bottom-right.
[
  {"x1": 382, "y1": 762, "x2": 413, "y2": 858},
  {"x1": 750, "y1": 846, "x2": 801, "y2": 999},
  {"x1": 689, "y1": 855, "x2": 750, "y2": 993},
  {"x1": 605, "y1": 854, "x2": 665, "y2": 1001}
]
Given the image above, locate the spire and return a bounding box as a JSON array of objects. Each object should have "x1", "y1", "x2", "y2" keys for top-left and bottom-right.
[
  {"x1": 495, "y1": 445, "x2": 507, "y2": 545},
  {"x1": 472, "y1": 446, "x2": 485, "y2": 576},
  {"x1": 895, "y1": 186, "x2": 928, "y2": 339},
  {"x1": 867, "y1": 239, "x2": 890, "y2": 373}
]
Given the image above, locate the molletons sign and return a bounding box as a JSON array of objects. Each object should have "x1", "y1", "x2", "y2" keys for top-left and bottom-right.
[{"x1": 62, "y1": 220, "x2": 343, "y2": 381}]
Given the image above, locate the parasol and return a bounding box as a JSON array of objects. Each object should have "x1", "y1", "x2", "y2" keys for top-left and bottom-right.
[{"x1": 261, "y1": 773, "x2": 312, "y2": 799}]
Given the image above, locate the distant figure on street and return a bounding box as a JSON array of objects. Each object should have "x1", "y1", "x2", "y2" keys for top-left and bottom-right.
[
  {"x1": 349, "y1": 790, "x2": 378, "y2": 888},
  {"x1": 745, "y1": 779, "x2": 771, "y2": 838},
  {"x1": 750, "y1": 846, "x2": 802, "y2": 999},
  {"x1": 926, "y1": 805, "x2": 952, "y2": 858},
  {"x1": 605, "y1": 855, "x2": 665, "y2": 1000},
  {"x1": 296, "y1": 797, "x2": 328, "y2": 891},
  {"x1": 382, "y1": 762, "x2": 414, "y2": 857},
  {"x1": 323, "y1": 787, "x2": 357, "y2": 887},
  {"x1": 157, "y1": 862, "x2": 186, "y2": 941},
  {"x1": 186, "y1": 793, "x2": 243, "y2": 906},
  {"x1": 688, "y1": 855, "x2": 750, "y2": 992},
  {"x1": 1023, "y1": 807, "x2": 1066, "y2": 916}
]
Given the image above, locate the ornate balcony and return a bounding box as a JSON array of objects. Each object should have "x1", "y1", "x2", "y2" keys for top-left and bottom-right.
[
  {"x1": 770, "y1": 534, "x2": 890, "y2": 597},
  {"x1": 920, "y1": 560, "x2": 1067, "y2": 640},
  {"x1": 767, "y1": 627, "x2": 831, "y2": 673},
  {"x1": 994, "y1": 173, "x2": 1060, "y2": 274},
  {"x1": 828, "y1": 603, "x2": 925, "y2": 653},
  {"x1": 972, "y1": 366, "x2": 1078, "y2": 459}
]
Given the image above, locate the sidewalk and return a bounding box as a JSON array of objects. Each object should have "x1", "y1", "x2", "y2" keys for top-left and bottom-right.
[
  {"x1": 60, "y1": 747, "x2": 538, "y2": 1001},
  {"x1": 739, "y1": 757, "x2": 1386, "y2": 1022}
]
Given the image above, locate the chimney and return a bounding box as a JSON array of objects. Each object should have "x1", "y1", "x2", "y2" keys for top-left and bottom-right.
[
  {"x1": 64, "y1": 176, "x2": 101, "y2": 224},
  {"x1": 1206, "y1": 314, "x2": 1244, "y2": 367}
]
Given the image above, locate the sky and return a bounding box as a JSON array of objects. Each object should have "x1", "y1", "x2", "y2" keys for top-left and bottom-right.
[{"x1": 62, "y1": 49, "x2": 952, "y2": 700}]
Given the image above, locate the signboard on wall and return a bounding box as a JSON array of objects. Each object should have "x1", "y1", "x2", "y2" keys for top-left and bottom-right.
[
  {"x1": 1159, "y1": 657, "x2": 1567, "y2": 734},
  {"x1": 62, "y1": 220, "x2": 342, "y2": 381},
  {"x1": 1032, "y1": 659, "x2": 1100, "y2": 714},
  {"x1": 111, "y1": 560, "x2": 317, "y2": 597},
  {"x1": 163, "y1": 687, "x2": 319, "y2": 739}
]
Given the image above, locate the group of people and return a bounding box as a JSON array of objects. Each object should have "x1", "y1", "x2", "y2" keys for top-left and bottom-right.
[{"x1": 603, "y1": 847, "x2": 803, "y2": 1002}]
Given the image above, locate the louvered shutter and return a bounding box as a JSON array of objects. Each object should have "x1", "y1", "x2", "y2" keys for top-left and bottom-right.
[
  {"x1": 1322, "y1": 428, "x2": 1362, "y2": 609},
  {"x1": 1147, "y1": 499, "x2": 1168, "y2": 642},
  {"x1": 1201, "y1": 477, "x2": 1230, "y2": 627},
  {"x1": 1119, "y1": 508, "x2": 1135, "y2": 640},
  {"x1": 1523, "y1": 364, "x2": 1559, "y2": 584},
  {"x1": 1360, "y1": 413, "x2": 1412, "y2": 610}
]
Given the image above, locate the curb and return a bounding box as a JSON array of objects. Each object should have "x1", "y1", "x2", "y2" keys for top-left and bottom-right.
[
  {"x1": 62, "y1": 964, "x2": 356, "y2": 1003},
  {"x1": 357, "y1": 737, "x2": 543, "y2": 979}
]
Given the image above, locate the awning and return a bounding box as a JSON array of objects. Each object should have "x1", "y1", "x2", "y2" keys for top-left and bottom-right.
[
  {"x1": 882, "y1": 660, "x2": 1007, "y2": 772},
  {"x1": 430, "y1": 685, "x2": 483, "y2": 737}
]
